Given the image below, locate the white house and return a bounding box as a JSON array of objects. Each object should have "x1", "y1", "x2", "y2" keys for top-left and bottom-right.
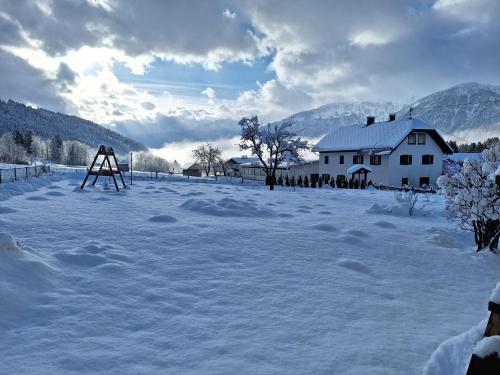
[
  {"x1": 312, "y1": 115, "x2": 453, "y2": 187},
  {"x1": 225, "y1": 156, "x2": 260, "y2": 176}
]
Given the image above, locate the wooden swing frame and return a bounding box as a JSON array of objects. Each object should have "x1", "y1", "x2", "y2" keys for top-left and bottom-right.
[{"x1": 81, "y1": 145, "x2": 126, "y2": 191}]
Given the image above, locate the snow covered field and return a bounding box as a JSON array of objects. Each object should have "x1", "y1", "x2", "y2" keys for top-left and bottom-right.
[{"x1": 1, "y1": 174, "x2": 499, "y2": 374}]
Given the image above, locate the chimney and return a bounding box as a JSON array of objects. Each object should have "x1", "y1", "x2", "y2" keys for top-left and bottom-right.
[
  {"x1": 388, "y1": 113, "x2": 396, "y2": 122},
  {"x1": 366, "y1": 116, "x2": 375, "y2": 126}
]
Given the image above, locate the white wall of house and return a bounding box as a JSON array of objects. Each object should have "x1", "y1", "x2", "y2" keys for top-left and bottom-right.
[
  {"x1": 318, "y1": 131, "x2": 445, "y2": 187},
  {"x1": 288, "y1": 161, "x2": 319, "y2": 181},
  {"x1": 388, "y1": 133, "x2": 444, "y2": 187}
]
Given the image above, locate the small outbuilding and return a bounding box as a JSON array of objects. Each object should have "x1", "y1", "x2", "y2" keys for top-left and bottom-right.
[{"x1": 183, "y1": 163, "x2": 202, "y2": 177}]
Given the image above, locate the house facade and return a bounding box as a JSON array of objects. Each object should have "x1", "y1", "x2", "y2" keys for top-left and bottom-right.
[
  {"x1": 313, "y1": 115, "x2": 453, "y2": 187},
  {"x1": 225, "y1": 156, "x2": 260, "y2": 176}
]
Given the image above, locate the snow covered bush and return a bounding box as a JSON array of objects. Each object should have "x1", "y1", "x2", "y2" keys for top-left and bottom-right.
[
  {"x1": 393, "y1": 190, "x2": 419, "y2": 216},
  {"x1": 438, "y1": 146, "x2": 500, "y2": 252}
]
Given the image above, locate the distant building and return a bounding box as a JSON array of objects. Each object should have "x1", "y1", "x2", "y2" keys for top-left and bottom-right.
[
  {"x1": 238, "y1": 159, "x2": 319, "y2": 183},
  {"x1": 182, "y1": 163, "x2": 202, "y2": 177},
  {"x1": 225, "y1": 156, "x2": 260, "y2": 176},
  {"x1": 313, "y1": 115, "x2": 453, "y2": 187}
]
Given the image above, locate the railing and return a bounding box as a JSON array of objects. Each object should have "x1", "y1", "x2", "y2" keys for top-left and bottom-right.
[{"x1": 0, "y1": 165, "x2": 51, "y2": 184}]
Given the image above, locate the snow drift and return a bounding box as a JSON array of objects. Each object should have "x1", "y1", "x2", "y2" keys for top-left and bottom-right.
[{"x1": 0, "y1": 232, "x2": 56, "y2": 327}]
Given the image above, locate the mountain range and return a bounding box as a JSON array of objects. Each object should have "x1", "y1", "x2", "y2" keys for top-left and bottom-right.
[
  {"x1": 0, "y1": 99, "x2": 146, "y2": 154},
  {"x1": 283, "y1": 82, "x2": 500, "y2": 141}
]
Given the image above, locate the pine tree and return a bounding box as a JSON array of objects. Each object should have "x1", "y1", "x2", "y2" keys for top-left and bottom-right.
[
  {"x1": 348, "y1": 178, "x2": 354, "y2": 189},
  {"x1": 318, "y1": 177, "x2": 323, "y2": 188},
  {"x1": 24, "y1": 130, "x2": 33, "y2": 154},
  {"x1": 360, "y1": 179, "x2": 366, "y2": 189},
  {"x1": 13, "y1": 130, "x2": 24, "y2": 146},
  {"x1": 354, "y1": 179, "x2": 360, "y2": 189},
  {"x1": 285, "y1": 175, "x2": 290, "y2": 187},
  {"x1": 330, "y1": 177, "x2": 335, "y2": 188},
  {"x1": 297, "y1": 176, "x2": 303, "y2": 187},
  {"x1": 311, "y1": 178, "x2": 316, "y2": 188},
  {"x1": 304, "y1": 176, "x2": 309, "y2": 188},
  {"x1": 278, "y1": 175, "x2": 283, "y2": 186}
]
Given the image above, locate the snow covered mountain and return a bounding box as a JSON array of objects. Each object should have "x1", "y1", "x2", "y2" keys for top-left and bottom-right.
[
  {"x1": 281, "y1": 83, "x2": 500, "y2": 141},
  {"x1": 281, "y1": 102, "x2": 401, "y2": 139},
  {"x1": 0, "y1": 99, "x2": 146, "y2": 153},
  {"x1": 398, "y1": 83, "x2": 500, "y2": 138}
]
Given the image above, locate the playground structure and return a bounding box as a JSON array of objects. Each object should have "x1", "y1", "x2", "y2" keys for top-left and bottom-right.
[{"x1": 80, "y1": 145, "x2": 126, "y2": 191}]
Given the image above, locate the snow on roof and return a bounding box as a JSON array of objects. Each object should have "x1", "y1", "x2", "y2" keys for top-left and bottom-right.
[
  {"x1": 447, "y1": 153, "x2": 482, "y2": 162},
  {"x1": 227, "y1": 157, "x2": 260, "y2": 164},
  {"x1": 313, "y1": 117, "x2": 441, "y2": 152},
  {"x1": 347, "y1": 164, "x2": 373, "y2": 174},
  {"x1": 495, "y1": 165, "x2": 500, "y2": 176}
]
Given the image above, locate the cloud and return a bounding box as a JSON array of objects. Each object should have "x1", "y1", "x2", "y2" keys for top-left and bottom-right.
[
  {"x1": 201, "y1": 87, "x2": 216, "y2": 99},
  {"x1": 1, "y1": 0, "x2": 500, "y2": 149},
  {"x1": 110, "y1": 115, "x2": 240, "y2": 148},
  {"x1": 235, "y1": 79, "x2": 314, "y2": 121},
  {"x1": 0, "y1": 49, "x2": 65, "y2": 111},
  {"x1": 223, "y1": 8, "x2": 237, "y2": 20},
  {"x1": 141, "y1": 101, "x2": 156, "y2": 110}
]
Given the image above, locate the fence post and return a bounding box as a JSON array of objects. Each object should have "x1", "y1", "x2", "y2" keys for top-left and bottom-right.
[
  {"x1": 25, "y1": 167, "x2": 28, "y2": 179},
  {"x1": 0, "y1": 170, "x2": 2, "y2": 184},
  {"x1": 14, "y1": 168, "x2": 16, "y2": 181}
]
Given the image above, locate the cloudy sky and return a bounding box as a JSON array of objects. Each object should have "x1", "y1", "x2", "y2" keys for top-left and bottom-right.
[{"x1": 0, "y1": 0, "x2": 499, "y2": 161}]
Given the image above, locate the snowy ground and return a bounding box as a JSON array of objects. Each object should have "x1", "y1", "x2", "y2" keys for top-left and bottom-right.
[{"x1": 1, "y1": 173, "x2": 499, "y2": 374}]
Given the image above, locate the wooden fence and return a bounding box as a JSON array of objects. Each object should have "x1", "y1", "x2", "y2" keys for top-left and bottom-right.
[{"x1": 0, "y1": 165, "x2": 51, "y2": 184}]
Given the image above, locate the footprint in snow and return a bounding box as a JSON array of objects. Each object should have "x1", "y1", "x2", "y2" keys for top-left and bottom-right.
[
  {"x1": 296, "y1": 208, "x2": 310, "y2": 213},
  {"x1": 311, "y1": 223, "x2": 338, "y2": 232},
  {"x1": 344, "y1": 229, "x2": 369, "y2": 237},
  {"x1": 373, "y1": 220, "x2": 397, "y2": 229},
  {"x1": 55, "y1": 252, "x2": 108, "y2": 267},
  {"x1": 319, "y1": 210, "x2": 332, "y2": 215},
  {"x1": 47, "y1": 185, "x2": 62, "y2": 190},
  {"x1": 336, "y1": 258, "x2": 372, "y2": 275},
  {"x1": 26, "y1": 196, "x2": 50, "y2": 201},
  {"x1": 148, "y1": 214, "x2": 178, "y2": 223},
  {"x1": 278, "y1": 213, "x2": 294, "y2": 218},
  {"x1": 45, "y1": 191, "x2": 65, "y2": 197},
  {"x1": 0, "y1": 207, "x2": 17, "y2": 214}
]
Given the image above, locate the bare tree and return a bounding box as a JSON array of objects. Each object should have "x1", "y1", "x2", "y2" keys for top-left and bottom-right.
[
  {"x1": 239, "y1": 116, "x2": 309, "y2": 190},
  {"x1": 215, "y1": 157, "x2": 231, "y2": 176},
  {"x1": 0, "y1": 132, "x2": 26, "y2": 164},
  {"x1": 193, "y1": 143, "x2": 221, "y2": 177},
  {"x1": 393, "y1": 190, "x2": 419, "y2": 216},
  {"x1": 438, "y1": 146, "x2": 500, "y2": 252},
  {"x1": 134, "y1": 151, "x2": 170, "y2": 176}
]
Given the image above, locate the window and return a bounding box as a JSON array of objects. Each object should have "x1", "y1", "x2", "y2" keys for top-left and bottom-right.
[
  {"x1": 408, "y1": 132, "x2": 426, "y2": 145},
  {"x1": 370, "y1": 155, "x2": 381, "y2": 165},
  {"x1": 353, "y1": 154, "x2": 364, "y2": 164},
  {"x1": 400, "y1": 155, "x2": 412, "y2": 165},
  {"x1": 420, "y1": 177, "x2": 430, "y2": 187},
  {"x1": 324, "y1": 155, "x2": 329, "y2": 164},
  {"x1": 422, "y1": 155, "x2": 434, "y2": 165},
  {"x1": 339, "y1": 155, "x2": 344, "y2": 164},
  {"x1": 402, "y1": 177, "x2": 408, "y2": 186}
]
